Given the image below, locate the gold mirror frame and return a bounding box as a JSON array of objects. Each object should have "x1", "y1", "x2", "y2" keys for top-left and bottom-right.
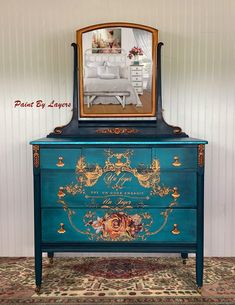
[{"x1": 76, "y1": 22, "x2": 158, "y2": 118}]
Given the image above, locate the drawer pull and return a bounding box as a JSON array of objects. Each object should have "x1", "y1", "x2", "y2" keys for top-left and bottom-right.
[
  {"x1": 172, "y1": 156, "x2": 181, "y2": 167},
  {"x1": 56, "y1": 157, "x2": 64, "y2": 167},
  {"x1": 171, "y1": 224, "x2": 180, "y2": 235},
  {"x1": 58, "y1": 223, "x2": 66, "y2": 234},
  {"x1": 172, "y1": 187, "x2": 180, "y2": 199},
  {"x1": 57, "y1": 187, "x2": 65, "y2": 198}
]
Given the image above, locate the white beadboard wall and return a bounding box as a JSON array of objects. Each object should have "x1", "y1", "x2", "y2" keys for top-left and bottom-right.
[{"x1": 0, "y1": 0, "x2": 234, "y2": 256}]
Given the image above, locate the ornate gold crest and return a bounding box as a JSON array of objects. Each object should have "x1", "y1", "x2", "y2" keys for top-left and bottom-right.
[
  {"x1": 96, "y1": 128, "x2": 139, "y2": 135},
  {"x1": 64, "y1": 149, "x2": 162, "y2": 193}
]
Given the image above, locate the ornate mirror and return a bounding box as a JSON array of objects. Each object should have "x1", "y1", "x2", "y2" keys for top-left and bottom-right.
[
  {"x1": 48, "y1": 22, "x2": 186, "y2": 138},
  {"x1": 77, "y1": 23, "x2": 158, "y2": 119}
]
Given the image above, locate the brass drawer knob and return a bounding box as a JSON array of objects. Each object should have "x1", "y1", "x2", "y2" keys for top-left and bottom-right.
[
  {"x1": 58, "y1": 223, "x2": 66, "y2": 234},
  {"x1": 172, "y1": 156, "x2": 181, "y2": 167},
  {"x1": 172, "y1": 187, "x2": 180, "y2": 199},
  {"x1": 56, "y1": 157, "x2": 64, "y2": 167},
  {"x1": 171, "y1": 224, "x2": 180, "y2": 235},
  {"x1": 57, "y1": 187, "x2": 65, "y2": 198}
]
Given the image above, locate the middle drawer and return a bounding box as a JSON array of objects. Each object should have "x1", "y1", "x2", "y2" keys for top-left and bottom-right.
[{"x1": 41, "y1": 169, "x2": 197, "y2": 208}]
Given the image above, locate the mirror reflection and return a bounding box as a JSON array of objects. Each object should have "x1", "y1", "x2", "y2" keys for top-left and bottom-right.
[{"x1": 79, "y1": 25, "x2": 157, "y2": 117}]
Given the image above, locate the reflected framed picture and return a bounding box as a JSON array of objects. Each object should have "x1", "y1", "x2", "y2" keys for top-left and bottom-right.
[
  {"x1": 77, "y1": 22, "x2": 158, "y2": 118},
  {"x1": 92, "y1": 28, "x2": 121, "y2": 53}
]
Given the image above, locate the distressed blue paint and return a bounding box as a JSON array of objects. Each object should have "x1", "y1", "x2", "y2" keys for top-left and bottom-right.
[
  {"x1": 41, "y1": 171, "x2": 197, "y2": 208},
  {"x1": 33, "y1": 164, "x2": 42, "y2": 289},
  {"x1": 41, "y1": 244, "x2": 197, "y2": 253},
  {"x1": 82, "y1": 147, "x2": 152, "y2": 168},
  {"x1": 40, "y1": 147, "x2": 198, "y2": 170},
  {"x1": 41, "y1": 208, "x2": 196, "y2": 243},
  {"x1": 40, "y1": 149, "x2": 81, "y2": 169},
  {"x1": 31, "y1": 137, "x2": 207, "y2": 291},
  {"x1": 154, "y1": 147, "x2": 198, "y2": 169}
]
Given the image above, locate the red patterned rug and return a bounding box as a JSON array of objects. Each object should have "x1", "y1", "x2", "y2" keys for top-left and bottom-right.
[{"x1": 0, "y1": 257, "x2": 234, "y2": 304}]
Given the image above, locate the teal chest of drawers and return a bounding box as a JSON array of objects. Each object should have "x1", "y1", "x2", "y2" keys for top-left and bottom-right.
[{"x1": 30, "y1": 137, "x2": 207, "y2": 293}]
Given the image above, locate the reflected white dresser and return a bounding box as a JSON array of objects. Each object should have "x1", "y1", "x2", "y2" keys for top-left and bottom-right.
[{"x1": 130, "y1": 65, "x2": 144, "y2": 95}]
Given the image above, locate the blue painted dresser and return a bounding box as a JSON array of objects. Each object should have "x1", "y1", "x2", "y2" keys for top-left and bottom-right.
[{"x1": 30, "y1": 136, "x2": 207, "y2": 293}]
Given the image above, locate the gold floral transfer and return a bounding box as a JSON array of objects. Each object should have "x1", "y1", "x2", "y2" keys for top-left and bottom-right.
[{"x1": 57, "y1": 149, "x2": 180, "y2": 241}]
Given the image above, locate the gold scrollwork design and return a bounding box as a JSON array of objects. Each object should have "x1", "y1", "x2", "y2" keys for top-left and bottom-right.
[
  {"x1": 56, "y1": 149, "x2": 181, "y2": 241},
  {"x1": 72, "y1": 149, "x2": 161, "y2": 193},
  {"x1": 58, "y1": 198, "x2": 178, "y2": 241},
  {"x1": 96, "y1": 128, "x2": 140, "y2": 135}
]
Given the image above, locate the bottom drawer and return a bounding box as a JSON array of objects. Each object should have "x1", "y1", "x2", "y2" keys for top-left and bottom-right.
[{"x1": 41, "y1": 208, "x2": 196, "y2": 243}]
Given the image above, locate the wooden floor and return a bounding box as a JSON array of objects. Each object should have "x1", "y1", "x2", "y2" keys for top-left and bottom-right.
[{"x1": 83, "y1": 90, "x2": 152, "y2": 115}]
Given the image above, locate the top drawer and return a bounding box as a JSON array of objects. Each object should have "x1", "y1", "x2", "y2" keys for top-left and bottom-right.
[
  {"x1": 39, "y1": 147, "x2": 197, "y2": 170},
  {"x1": 154, "y1": 148, "x2": 197, "y2": 170},
  {"x1": 40, "y1": 149, "x2": 81, "y2": 169}
]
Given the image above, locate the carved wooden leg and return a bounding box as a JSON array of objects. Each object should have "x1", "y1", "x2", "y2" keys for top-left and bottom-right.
[
  {"x1": 181, "y1": 252, "x2": 188, "y2": 265},
  {"x1": 196, "y1": 250, "x2": 203, "y2": 292},
  {"x1": 34, "y1": 172, "x2": 42, "y2": 295},
  {"x1": 196, "y1": 170, "x2": 204, "y2": 291},
  {"x1": 35, "y1": 251, "x2": 42, "y2": 294}
]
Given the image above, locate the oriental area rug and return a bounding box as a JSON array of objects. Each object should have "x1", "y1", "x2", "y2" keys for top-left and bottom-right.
[{"x1": 0, "y1": 257, "x2": 234, "y2": 305}]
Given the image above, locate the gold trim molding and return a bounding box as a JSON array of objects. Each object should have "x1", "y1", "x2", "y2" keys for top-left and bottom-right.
[
  {"x1": 198, "y1": 144, "x2": 205, "y2": 167},
  {"x1": 33, "y1": 145, "x2": 40, "y2": 168},
  {"x1": 96, "y1": 128, "x2": 140, "y2": 135}
]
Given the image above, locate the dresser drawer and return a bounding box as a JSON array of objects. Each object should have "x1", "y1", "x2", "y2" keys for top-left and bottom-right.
[
  {"x1": 132, "y1": 81, "x2": 143, "y2": 87},
  {"x1": 131, "y1": 66, "x2": 143, "y2": 71},
  {"x1": 40, "y1": 148, "x2": 153, "y2": 209},
  {"x1": 40, "y1": 149, "x2": 81, "y2": 169},
  {"x1": 154, "y1": 147, "x2": 197, "y2": 170},
  {"x1": 41, "y1": 170, "x2": 197, "y2": 208},
  {"x1": 82, "y1": 148, "x2": 152, "y2": 168},
  {"x1": 131, "y1": 76, "x2": 142, "y2": 81},
  {"x1": 40, "y1": 147, "x2": 197, "y2": 171},
  {"x1": 131, "y1": 70, "x2": 142, "y2": 76},
  {"x1": 41, "y1": 208, "x2": 196, "y2": 243}
]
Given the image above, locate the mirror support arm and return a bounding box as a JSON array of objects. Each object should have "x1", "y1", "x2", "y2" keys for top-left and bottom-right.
[
  {"x1": 47, "y1": 43, "x2": 79, "y2": 137},
  {"x1": 156, "y1": 42, "x2": 163, "y2": 120},
  {"x1": 154, "y1": 42, "x2": 187, "y2": 137},
  {"x1": 71, "y1": 43, "x2": 79, "y2": 121}
]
